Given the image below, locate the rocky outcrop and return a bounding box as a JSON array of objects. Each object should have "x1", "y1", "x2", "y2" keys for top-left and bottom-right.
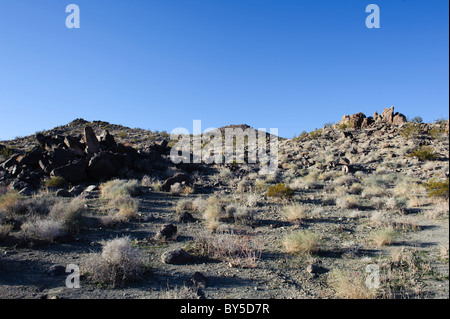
[
  {"x1": 339, "y1": 106, "x2": 406, "y2": 129},
  {"x1": 0, "y1": 124, "x2": 170, "y2": 194},
  {"x1": 373, "y1": 106, "x2": 406, "y2": 126}
]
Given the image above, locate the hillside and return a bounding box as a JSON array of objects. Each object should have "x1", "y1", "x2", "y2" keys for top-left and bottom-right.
[{"x1": 0, "y1": 107, "x2": 448, "y2": 300}]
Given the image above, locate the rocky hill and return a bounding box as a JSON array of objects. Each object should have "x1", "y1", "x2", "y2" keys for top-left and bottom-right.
[{"x1": 0, "y1": 107, "x2": 448, "y2": 300}]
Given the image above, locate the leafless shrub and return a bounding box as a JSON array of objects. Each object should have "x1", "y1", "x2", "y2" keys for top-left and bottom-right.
[{"x1": 83, "y1": 237, "x2": 145, "y2": 287}]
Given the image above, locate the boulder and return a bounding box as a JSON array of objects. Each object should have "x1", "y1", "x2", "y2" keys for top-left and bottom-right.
[
  {"x1": 393, "y1": 113, "x2": 407, "y2": 125},
  {"x1": 1, "y1": 154, "x2": 20, "y2": 169},
  {"x1": 83, "y1": 126, "x2": 100, "y2": 155},
  {"x1": 98, "y1": 130, "x2": 117, "y2": 150},
  {"x1": 161, "y1": 248, "x2": 194, "y2": 265},
  {"x1": 340, "y1": 112, "x2": 366, "y2": 129},
  {"x1": 50, "y1": 159, "x2": 88, "y2": 184},
  {"x1": 154, "y1": 223, "x2": 178, "y2": 241},
  {"x1": 16, "y1": 147, "x2": 43, "y2": 169},
  {"x1": 64, "y1": 136, "x2": 85, "y2": 156},
  {"x1": 86, "y1": 151, "x2": 124, "y2": 182},
  {"x1": 178, "y1": 212, "x2": 196, "y2": 223}
]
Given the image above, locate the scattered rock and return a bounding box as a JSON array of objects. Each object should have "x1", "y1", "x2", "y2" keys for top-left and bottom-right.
[
  {"x1": 161, "y1": 248, "x2": 194, "y2": 265},
  {"x1": 154, "y1": 224, "x2": 178, "y2": 241},
  {"x1": 44, "y1": 265, "x2": 66, "y2": 277},
  {"x1": 178, "y1": 212, "x2": 196, "y2": 223},
  {"x1": 189, "y1": 272, "x2": 208, "y2": 288},
  {"x1": 161, "y1": 173, "x2": 193, "y2": 192},
  {"x1": 55, "y1": 188, "x2": 73, "y2": 198}
]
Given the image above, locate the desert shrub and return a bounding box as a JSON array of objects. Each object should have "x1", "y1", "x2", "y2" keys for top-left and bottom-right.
[
  {"x1": 5, "y1": 195, "x2": 58, "y2": 218},
  {"x1": 335, "y1": 195, "x2": 362, "y2": 209},
  {"x1": 233, "y1": 207, "x2": 257, "y2": 226},
  {"x1": 0, "y1": 192, "x2": 23, "y2": 214},
  {"x1": 49, "y1": 198, "x2": 87, "y2": 233},
  {"x1": 328, "y1": 269, "x2": 377, "y2": 299},
  {"x1": 107, "y1": 195, "x2": 139, "y2": 223},
  {"x1": 20, "y1": 218, "x2": 65, "y2": 243},
  {"x1": 309, "y1": 129, "x2": 323, "y2": 139},
  {"x1": 0, "y1": 146, "x2": 14, "y2": 159},
  {"x1": 400, "y1": 123, "x2": 420, "y2": 140},
  {"x1": 169, "y1": 183, "x2": 183, "y2": 196},
  {"x1": 370, "y1": 228, "x2": 397, "y2": 247},
  {"x1": 282, "y1": 230, "x2": 320, "y2": 255},
  {"x1": 429, "y1": 126, "x2": 446, "y2": 139},
  {"x1": 0, "y1": 224, "x2": 13, "y2": 241},
  {"x1": 176, "y1": 199, "x2": 195, "y2": 213},
  {"x1": 253, "y1": 179, "x2": 268, "y2": 193},
  {"x1": 45, "y1": 176, "x2": 69, "y2": 188},
  {"x1": 267, "y1": 183, "x2": 294, "y2": 199},
  {"x1": 409, "y1": 116, "x2": 423, "y2": 124},
  {"x1": 407, "y1": 145, "x2": 438, "y2": 161},
  {"x1": 282, "y1": 203, "x2": 307, "y2": 224},
  {"x1": 188, "y1": 230, "x2": 262, "y2": 268},
  {"x1": 422, "y1": 178, "x2": 449, "y2": 200},
  {"x1": 100, "y1": 179, "x2": 140, "y2": 199},
  {"x1": 83, "y1": 237, "x2": 145, "y2": 288},
  {"x1": 236, "y1": 180, "x2": 251, "y2": 193}
]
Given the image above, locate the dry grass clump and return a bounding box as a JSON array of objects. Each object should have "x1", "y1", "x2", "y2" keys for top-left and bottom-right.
[
  {"x1": 0, "y1": 223, "x2": 13, "y2": 242},
  {"x1": 188, "y1": 230, "x2": 262, "y2": 268},
  {"x1": 370, "y1": 211, "x2": 419, "y2": 232},
  {"x1": 161, "y1": 285, "x2": 199, "y2": 299},
  {"x1": 49, "y1": 197, "x2": 87, "y2": 233},
  {"x1": 282, "y1": 230, "x2": 320, "y2": 255},
  {"x1": 381, "y1": 248, "x2": 433, "y2": 298},
  {"x1": 20, "y1": 217, "x2": 65, "y2": 243},
  {"x1": 83, "y1": 237, "x2": 145, "y2": 287},
  {"x1": 370, "y1": 228, "x2": 397, "y2": 247},
  {"x1": 0, "y1": 192, "x2": 24, "y2": 216},
  {"x1": 100, "y1": 179, "x2": 140, "y2": 199},
  {"x1": 101, "y1": 195, "x2": 139, "y2": 225},
  {"x1": 328, "y1": 269, "x2": 377, "y2": 299},
  {"x1": 335, "y1": 195, "x2": 362, "y2": 209},
  {"x1": 282, "y1": 203, "x2": 307, "y2": 224}
]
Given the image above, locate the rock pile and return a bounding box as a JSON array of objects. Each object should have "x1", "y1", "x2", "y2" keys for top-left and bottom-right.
[
  {"x1": 0, "y1": 126, "x2": 170, "y2": 195},
  {"x1": 339, "y1": 106, "x2": 407, "y2": 129}
]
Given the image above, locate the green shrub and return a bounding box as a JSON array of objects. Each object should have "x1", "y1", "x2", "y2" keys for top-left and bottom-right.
[
  {"x1": 0, "y1": 147, "x2": 14, "y2": 159},
  {"x1": 309, "y1": 129, "x2": 323, "y2": 139},
  {"x1": 267, "y1": 183, "x2": 294, "y2": 199},
  {"x1": 400, "y1": 123, "x2": 420, "y2": 140},
  {"x1": 429, "y1": 126, "x2": 446, "y2": 139},
  {"x1": 407, "y1": 145, "x2": 438, "y2": 161},
  {"x1": 423, "y1": 178, "x2": 449, "y2": 199},
  {"x1": 45, "y1": 176, "x2": 69, "y2": 188}
]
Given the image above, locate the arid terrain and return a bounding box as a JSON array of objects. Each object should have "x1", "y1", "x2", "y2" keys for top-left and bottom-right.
[{"x1": 0, "y1": 107, "x2": 448, "y2": 299}]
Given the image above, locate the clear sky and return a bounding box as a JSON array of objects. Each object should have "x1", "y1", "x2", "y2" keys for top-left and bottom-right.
[{"x1": 0, "y1": 0, "x2": 448, "y2": 140}]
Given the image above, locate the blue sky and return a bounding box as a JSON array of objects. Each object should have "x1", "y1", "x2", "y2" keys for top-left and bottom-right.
[{"x1": 0, "y1": 0, "x2": 448, "y2": 140}]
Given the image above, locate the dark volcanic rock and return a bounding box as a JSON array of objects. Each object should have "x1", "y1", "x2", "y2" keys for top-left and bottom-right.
[
  {"x1": 86, "y1": 151, "x2": 124, "y2": 182},
  {"x1": 83, "y1": 126, "x2": 100, "y2": 155},
  {"x1": 161, "y1": 248, "x2": 194, "y2": 265},
  {"x1": 51, "y1": 159, "x2": 88, "y2": 184},
  {"x1": 154, "y1": 224, "x2": 178, "y2": 241}
]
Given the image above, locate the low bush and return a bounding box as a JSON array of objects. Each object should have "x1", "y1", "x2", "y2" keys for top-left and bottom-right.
[
  {"x1": 422, "y1": 178, "x2": 449, "y2": 199},
  {"x1": 267, "y1": 183, "x2": 294, "y2": 199},
  {"x1": 83, "y1": 237, "x2": 145, "y2": 288},
  {"x1": 408, "y1": 145, "x2": 438, "y2": 161}
]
